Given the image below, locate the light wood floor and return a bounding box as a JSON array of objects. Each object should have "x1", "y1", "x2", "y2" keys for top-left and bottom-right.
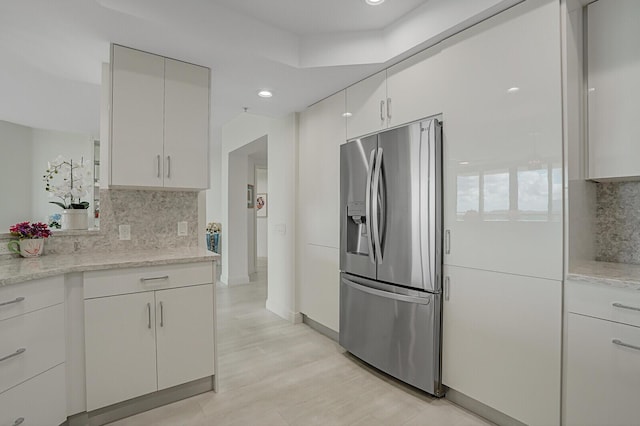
[{"x1": 110, "y1": 267, "x2": 494, "y2": 426}]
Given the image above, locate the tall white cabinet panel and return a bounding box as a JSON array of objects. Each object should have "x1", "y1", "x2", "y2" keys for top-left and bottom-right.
[
  {"x1": 386, "y1": 45, "x2": 444, "y2": 128},
  {"x1": 442, "y1": 265, "x2": 561, "y2": 426},
  {"x1": 110, "y1": 45, "x2": 165, "y2": 188},
  {"x1": 587, "y1": 0, "x2": 640, "y2": 180},
  {"x1": 156, "y1": 284, "x2": 215, "y2": 390},
  {"x1": 345, "y1": 71, "x2": 386, "y2": 140},
  {"x1": 163, "y1": 58, "x2": 210, "y2": 189},
  {"x1": 565, "y1": 313, "x2": 640, "y2": 426},
  {"x1": 298, "y1": 91, "x2": 345, "y2": 332},
  {"x1": 441, "y1": 0, "x2": 563, "y2": 280},
  {"x1": 85, "y1": 291, "x2": 158, "y2": 411}
]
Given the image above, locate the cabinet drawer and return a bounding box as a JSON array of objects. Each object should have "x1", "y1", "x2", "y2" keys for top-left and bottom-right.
[
  {"x1": 0, "y1": 363, "x2": 66, "y2": 426},
  {"x1": 0, "y1": 303, "x2": 65, "y2": 394},
  {"x1": 566, "y1": 313, "x2": 640, "y2": 426},
  {"x1": 566, "y1": 280, "x2": 640, "y2": 327},
  {"x1": 0, "y1": 276, "x2": 64, "y2": 321},
  {"x1": 84, "y1": 262, "x2": 213, "y2": 299}
]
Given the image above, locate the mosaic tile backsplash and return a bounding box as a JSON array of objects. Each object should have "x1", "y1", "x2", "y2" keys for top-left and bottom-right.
[
  {"x1": 596, "y1": 181, "x2": 640, "y2": 264},
  {"x1": 1, "y1": 189, "x2": 199, "y2": 258}
]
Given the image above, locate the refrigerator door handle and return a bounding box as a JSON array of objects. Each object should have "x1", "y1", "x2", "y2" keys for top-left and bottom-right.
[
  {"x1": 372, "y1": 147, "x2": 384, "y2": 264},
  {"x1": 365, "y1": 148, "x2": 377, "y2": 264},
  {"x1": 420, "y1": 120, "x2": 437, "y2": 287},
  {"x1": 342, "y1": 277, "x2": 431, "y2": 305}
]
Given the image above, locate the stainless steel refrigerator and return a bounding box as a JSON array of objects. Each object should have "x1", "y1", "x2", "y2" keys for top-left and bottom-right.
[{"x1": 339, "y1": 117, "x2": 443, "y2": 397}]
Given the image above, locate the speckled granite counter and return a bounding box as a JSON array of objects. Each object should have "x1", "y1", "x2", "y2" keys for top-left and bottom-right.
[
  {"x1": 0, "y1": 248, "x2": 220, "y2": 286},
  {"x1": 568, "y1": 260, "x2": 640, "y2": 291}
]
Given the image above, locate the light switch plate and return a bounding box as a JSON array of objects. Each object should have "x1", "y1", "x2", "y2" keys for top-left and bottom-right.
[
  {"x1": 119, "y1": 224, "x2": 131, "y2": 240},
  {"x1": 178, "y1": 221, "x2": 188, "y2": 236}
]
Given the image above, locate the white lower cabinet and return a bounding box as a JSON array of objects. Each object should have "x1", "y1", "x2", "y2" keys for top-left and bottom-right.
[
  {"x1": 565, "y1": 313, "x2": 640, "y2": 426},
  {"x1": 442, "y1": 265, "x2": 561, "y2": 426},
  {"x1": 0, "y1": 364, "x2": 66, "y2": 426},
  {"x1": 84, "y1": 264, "x2": 215, "y2": 411}
]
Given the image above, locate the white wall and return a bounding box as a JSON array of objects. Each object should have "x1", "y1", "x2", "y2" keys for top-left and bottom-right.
[
  {"x1": 221, "y1": 112, "x2": 298, "y2": 322},
  {"x1": 31, "y1": 128, "x2": 94, "y2": 225},
  {"x1": 205, "y1": 126, "x2": 222, "y2": 223},
  {"x1": 246, "y1": 158, "x2": 256, "y2": 275},
  {"x1": 0, "y1": 120, "x2": 33, "y2": 229},
  {"x1": 256, "y1": 167, "x2": 268, "y2": 258}
]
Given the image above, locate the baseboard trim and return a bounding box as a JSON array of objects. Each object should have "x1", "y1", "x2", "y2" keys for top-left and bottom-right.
[
  {"x1": 265, "y1": 298, "x2": 298, "y2": 323},
  {"x1": 66, "y1": 376, "x2": 214, "y2": 426},
  {"x1": 445, "y1": 387, "x2": 527, "y2": 426},
  {"x1": 302, "y1": 314, "x2": 339, "y2": 342}
]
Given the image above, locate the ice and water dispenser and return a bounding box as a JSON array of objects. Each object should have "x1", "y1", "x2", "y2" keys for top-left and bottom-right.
[{"x1": 345, "y1": 201, "x2": 370, "y2": 257}]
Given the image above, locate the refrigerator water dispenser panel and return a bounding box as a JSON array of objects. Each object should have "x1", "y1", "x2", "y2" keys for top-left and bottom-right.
[{"x1": 346, "y1": 201, "x2": 369, "y2": 257}]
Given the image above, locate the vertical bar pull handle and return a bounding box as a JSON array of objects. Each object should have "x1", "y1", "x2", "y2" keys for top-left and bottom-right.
[
  {"x1": 444, "y1": 276, "x2": 450, "y2": 301},
  {"x1": 380, "y1": 100, "x2": 385, "y2": 122},
  {"x1": 386, "y1": 97, "x2": 392, "y2": 120},
  {"x1": 0, "y1": 348, "x2": 26, "y2": 363},
  {"x1": 166, "y1": 155, "x2": 171, "y2": 178},
  {"x1": 365, "y1": 149, "x2": 377, "y2": 264},
  {"x1": 372, "y1": 148, "x2": 384, "y2": 264},
  {"x1": 147, "y1": 302, "x2": 151, "y2": 329},
  {"x1": 0, "y1": 296, "x2": 25, "y2": 307},
  {"x1": 156, "y1": 155, "x2": 161, "y2": 178},
  {"x1": 159, "y1": 301, "x2": 164, "y2": 327},
  {"x1": 445, "y1": 229, "x2": 451, "y2": 254}
]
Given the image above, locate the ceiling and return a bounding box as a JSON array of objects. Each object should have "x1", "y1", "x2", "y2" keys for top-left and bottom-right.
[{"x1": 0, "y1": 0, "x2": 519, "y2": 137}]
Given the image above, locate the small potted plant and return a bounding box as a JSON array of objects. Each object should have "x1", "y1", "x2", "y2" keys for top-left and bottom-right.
[
  {"x1": 43, "y1": 156, "x2": 91, "y2": 230},
  {"x1": 7, "y1": 221, "x2": 52, "y2": 257}
]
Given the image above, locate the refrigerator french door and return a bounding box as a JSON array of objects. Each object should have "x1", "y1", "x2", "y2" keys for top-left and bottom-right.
[{"x1": 339, "y1": 117, "x2": 443, "y2": 396}]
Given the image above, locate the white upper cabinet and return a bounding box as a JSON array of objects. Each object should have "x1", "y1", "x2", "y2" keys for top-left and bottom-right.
[
  {"x1": 441, "y1": 0, "x2": 563, "y2": 280},
  {"x1": 345, "y1": 71, "x2": 386, "y2": 140},
  {"x1": 109, "y1": 44, "x2": 210, "y2": 190},
  {"x1": 111, "y1": 45, "x2": 165, "y2": 188},
  {"x1": 163, "y1": 58, "x2": 210, "y2": 189},
  {"x1": 587, "y1": 0, "x2": 640, "y2": 181}
]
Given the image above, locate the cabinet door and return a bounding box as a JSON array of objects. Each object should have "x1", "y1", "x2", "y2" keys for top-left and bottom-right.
[
  {"x1": 110, "y1": 45, "x2": 165, "y2": 188},
  {"x1": 164, "y1": 58, "x2": 210, "y2": 190},
  {"x1": 442, "y1": 265, "x2": 561, "y2": 426},
  {"x1": 386, "y1": 45, "x2": 444, "y2": 128},
  {"x1": 85, "y1": 291, "x2": 157, "y2": 410},
  {"x1": 440, "y1": 0, "x2": 563, "y2": 280},
  {"x1": 587, "y1": 0, "x2": 640, "y2": 180},
  {"x1": 155, "y1": 284, "x2": 214, "y2": 390},
  {"x1": 566, "y1": 313, "x2": 640, "y2": 426},
  {"x1": 345, "y1": 70, "x2": 387, "y2": 140}
]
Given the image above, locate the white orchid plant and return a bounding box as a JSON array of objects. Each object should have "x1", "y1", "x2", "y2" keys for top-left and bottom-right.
[{"x1": 43, "y1": 156, "x2": 91, "y2": 209}]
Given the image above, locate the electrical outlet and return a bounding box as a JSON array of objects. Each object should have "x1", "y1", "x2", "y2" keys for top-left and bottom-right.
[
  {"x1": 119, "y1": 224, "x2": 131, "y2": 241},
  {"x1": 178, "y1": 221, "x2": 188, "y2": 236}
]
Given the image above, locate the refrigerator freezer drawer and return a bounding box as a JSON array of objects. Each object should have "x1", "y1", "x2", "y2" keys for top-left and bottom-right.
[{"x1": 339, "y1": 275, "x2": 443, "y2": 396}]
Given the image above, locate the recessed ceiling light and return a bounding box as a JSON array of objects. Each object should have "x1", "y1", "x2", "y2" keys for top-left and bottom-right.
[
  {"x1": 365, "y1": 0, "x2": 385, "y2": 5},
  {"x1": 342, "y1": 112, "x2": 353, "y2": 117},
  {"x1": 507, "y1": 87, "x2": 520, "y2": 93},
  {"x1": 258, "y1": 90, "x2": 273, "y2": 98}
]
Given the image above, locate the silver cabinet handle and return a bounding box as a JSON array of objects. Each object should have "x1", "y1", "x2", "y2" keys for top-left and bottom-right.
[
  {"x1": 365, "y1": 149, "x2": 377, "y2": 265},
  {"x1": 166, "y1": 155, "x2": 171, "y2": 178},
  {"x1": 380, "y1": 100, "x2": 385, "y2": 122},
  {"x1": 386, "y1": 97, "x2": 392, "y2": 120},
  {"x1": 612, "y1": 339, "x2": 640, "y2": 352},
  {"x1": 0, "y1": 348, "x2": 26, "y2": 362},
  {"x1": 612, "y1": 302, "x2": 640, "y2": 312},
  {"x1": 13, "y1": 418, "x2": 25, "y2": 426},
  {"x1": 140, "y1": 275, "x2": 169, "y2": 283},
  {"x1": 0, "y1": 296, "x2": 25, "y2": 307},
  {"x1": 444, "y1": 276, "x2": 450, "y2": 301},
  {"x1": 445, "y1": 229, "x2": 451, "y2": 254},
  {"x1": 159, "y1": 301, "x2": 164, "y2": 327},
  {"x1": 157, "y1": 154, "x2": 161, "y2": 178},
  {"x1": 147, "y1": 302, "x2": 151, "y2": 329}
]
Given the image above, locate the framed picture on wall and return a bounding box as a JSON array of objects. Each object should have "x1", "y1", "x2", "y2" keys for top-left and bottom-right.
[
  {"x1": 256, "y1": 193, "x2": 267, "y2": 217},
  {"x1": 247, "y1": 184, "x2": 255, "y2": 208}
]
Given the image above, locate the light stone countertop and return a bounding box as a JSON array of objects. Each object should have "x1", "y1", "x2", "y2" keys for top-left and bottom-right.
[
  {"x1": 0, "y1": 248, "x2": 220, "y2": 286},
  {"x1": 567, "y1": 260, "x2": 640, "y2": 291}
]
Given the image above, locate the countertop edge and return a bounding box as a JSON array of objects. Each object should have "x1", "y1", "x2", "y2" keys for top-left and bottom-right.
[
  {"x1": 0, "y1": 251, "x2": 220, "y2": 286},
  {"x1": 566, "y1": 273, "x2": 640, "y2": 291}
]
